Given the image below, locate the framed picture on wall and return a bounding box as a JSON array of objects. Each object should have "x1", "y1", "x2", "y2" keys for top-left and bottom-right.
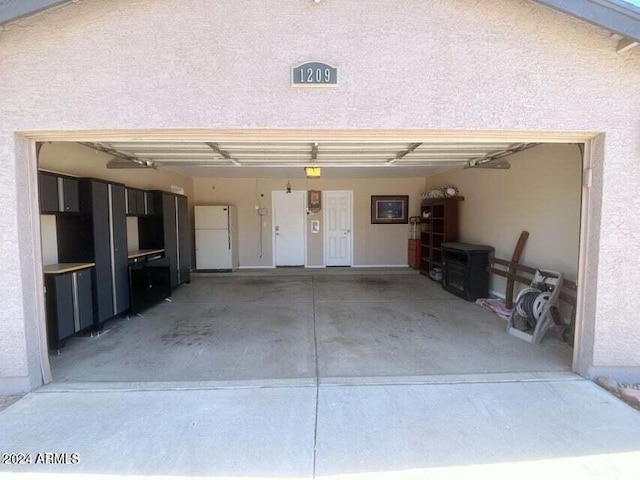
[
  {"x1": 371, "y1": 195, "x2": 409, "y2": 224},
  {"x1": 308, "y1": 190, "x2": 321, "y2": 213}
]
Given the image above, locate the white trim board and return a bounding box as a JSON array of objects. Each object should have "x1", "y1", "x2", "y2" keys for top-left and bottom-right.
[
  {"x1": 237, "y1": 265, "x2": 412, "y2": 269},
  {"x1": 352, "y1": 264, "x2": 410, "y2": 268},
  {"x1": 24, "y1": 129, "x2": 596, "y2": 143}
]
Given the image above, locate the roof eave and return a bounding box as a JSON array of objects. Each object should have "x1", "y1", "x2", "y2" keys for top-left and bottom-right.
[
  {"x1": 0, "y1": 0, "x2": 70, "y2": 26},
  {"x1": 1, "y1": 0, "x2": 639, "y2": 47},
  {"x1": 534, "y1": 0, "x2": 640, "y2": 43}
]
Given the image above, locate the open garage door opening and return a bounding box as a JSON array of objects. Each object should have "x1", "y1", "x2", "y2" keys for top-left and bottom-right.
[{"x1": 34, "y1": 135, "x2": 585, "y2": 384}]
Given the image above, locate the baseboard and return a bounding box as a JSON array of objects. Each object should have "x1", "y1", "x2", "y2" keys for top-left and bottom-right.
[
  {"x1": 490, "y1": 289, "x2": 506, "y2": 300},
  {"x1": 218, "y1": 264, "x2": 412, "y2": 270},
  {"x1": 351, "y1": 264, "x2": 410, "y2": 268}
]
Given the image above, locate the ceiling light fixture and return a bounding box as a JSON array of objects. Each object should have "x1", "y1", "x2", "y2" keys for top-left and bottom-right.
[
  {"x1": 305, "y1": 166, "x2": 321, "y2": 178},
  {"x1": 305, "y1": 142, "x2": 321, "y2": 177}
]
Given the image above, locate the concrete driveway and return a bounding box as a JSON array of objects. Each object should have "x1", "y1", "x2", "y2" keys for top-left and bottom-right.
[{"x1": 1, "y1": 375, "x2": 640, "y2": 479}]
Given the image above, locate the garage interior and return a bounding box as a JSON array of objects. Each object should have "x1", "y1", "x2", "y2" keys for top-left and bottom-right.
[{"x1": 37, "y1": 138, "x2": 582, "y2": 384}]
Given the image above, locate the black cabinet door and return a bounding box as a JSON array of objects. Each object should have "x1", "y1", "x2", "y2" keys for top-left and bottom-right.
[
  {"x1": 137, "y1": 191, "x2": 163, "y2": 249},
  {"x1": 111, "y1": 184, "x2": 130, "y2": 315},
  {"x1": 144, "y1": 191, "x2": 154, "y2": 215},
  {"x1": 54, "y1": 274, "x2": 75, "y2": 340},
  {"x1": 135, "y1": 190, "x2": 145, "y2": 215},
  {"x1": 129, "y1": 258, "x2": 171, "y2": 315},
  {"x1": 62, "y1": 177, "x2": 79, "y2": 213},
  {"x1": 89, "y1": 181, "x2": 114, "y2": 323},
  {"x1": 177, "y1": 195, "x2": 191, "y2": 284},
  {"x1": 39, "y1": 173, "x2": 59, "y2": 213},
  {"x1": 162, "y1": 194, "x2": 179, "y2": 288},
  {"x1": 126, "y1": 188, "x2": 137, "y2": 215},
  {"x1": 76, "y1": 268, "x2": 94, "y2": 330},
  {"x1": 45, "y1": 273, "x2": 75, "y2": 349}
]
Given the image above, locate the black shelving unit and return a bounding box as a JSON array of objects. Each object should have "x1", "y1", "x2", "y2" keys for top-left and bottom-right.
[{"x1": 419, "y1": 197, "x2": 463, "y2": 280}]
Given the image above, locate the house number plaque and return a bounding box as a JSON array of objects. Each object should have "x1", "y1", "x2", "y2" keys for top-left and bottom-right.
[{"x1": 291, "y1": 62, "x2": 339, "y2": 87}]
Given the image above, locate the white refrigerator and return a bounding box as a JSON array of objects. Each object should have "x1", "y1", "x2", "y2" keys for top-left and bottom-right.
[{"x1": 195, "y1": 205, "x2": 239, "y2": 270}]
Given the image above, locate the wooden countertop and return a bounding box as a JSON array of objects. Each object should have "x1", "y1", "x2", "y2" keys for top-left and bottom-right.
[
  {"x1": 43, "y1": 263, "x2": 95, "y2": 275},
  {"x1": 128, "y1": 249, "x2": 165, "y2": 259}
]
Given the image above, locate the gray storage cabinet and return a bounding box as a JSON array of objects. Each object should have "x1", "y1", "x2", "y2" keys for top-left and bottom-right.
[
  {"x1": 38, "y1": 172, "x2": 80, "y2": 214},
  {"x1": 78, "y1": 179, "x2": 130, "y2": 323},
  {"x1": 45, "y1": 267, "x2": 94, "y2": 350}
]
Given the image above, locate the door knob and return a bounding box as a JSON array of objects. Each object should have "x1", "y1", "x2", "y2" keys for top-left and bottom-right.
[{"x1": 345, "y1": 229, "x2": 351, "y2": 235}]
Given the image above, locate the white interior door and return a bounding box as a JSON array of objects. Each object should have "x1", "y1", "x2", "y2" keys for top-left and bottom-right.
[
  {"x1": 324, "y1": 191, "x2": 353, "y2": 266},
  {"x1": 273, "y1": 191, "x2": 306, "y2": 266}
]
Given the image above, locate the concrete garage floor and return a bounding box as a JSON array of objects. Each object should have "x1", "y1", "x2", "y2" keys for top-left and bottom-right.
[
  {"x1": 49, "y1": 271, "x2": 572, "y2": 383},
  {"x1": 3, "y1": 271, "x2": 639, "y2": 478}
]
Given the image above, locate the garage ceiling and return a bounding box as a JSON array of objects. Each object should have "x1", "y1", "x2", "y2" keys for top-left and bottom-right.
[{"x1": 81, "y1": 141, "x2": 536, "y2": 178}]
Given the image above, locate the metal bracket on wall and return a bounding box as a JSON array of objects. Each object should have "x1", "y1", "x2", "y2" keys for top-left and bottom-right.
[
  {"x1": 205, "y1": 142, "x2": 242, "y2": 166},
  {"x1": 468, "y1": 161, "x2": 511, "y2": 170},
  {"x1": 464, "y1": 143, "x2": 540, "y2": 170},
  {"x1": 387, "y1": 143, "x2": 422, "y2": 164},
  {"x1": 80, "y1": 142, "x2": 156, "y2": 169},
  {"x1": 106, "y1": 159, "x2": 154, "y2": 169}
]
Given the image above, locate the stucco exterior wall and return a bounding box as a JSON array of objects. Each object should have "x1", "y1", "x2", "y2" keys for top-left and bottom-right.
[{"x1": 0, "y1": 0, "x2": 639, "y2": 390}]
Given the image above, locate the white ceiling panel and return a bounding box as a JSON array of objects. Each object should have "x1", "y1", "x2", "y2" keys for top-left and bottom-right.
[{"x1": 83, "y1": 140, "x2": 539, "y2": 178}]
